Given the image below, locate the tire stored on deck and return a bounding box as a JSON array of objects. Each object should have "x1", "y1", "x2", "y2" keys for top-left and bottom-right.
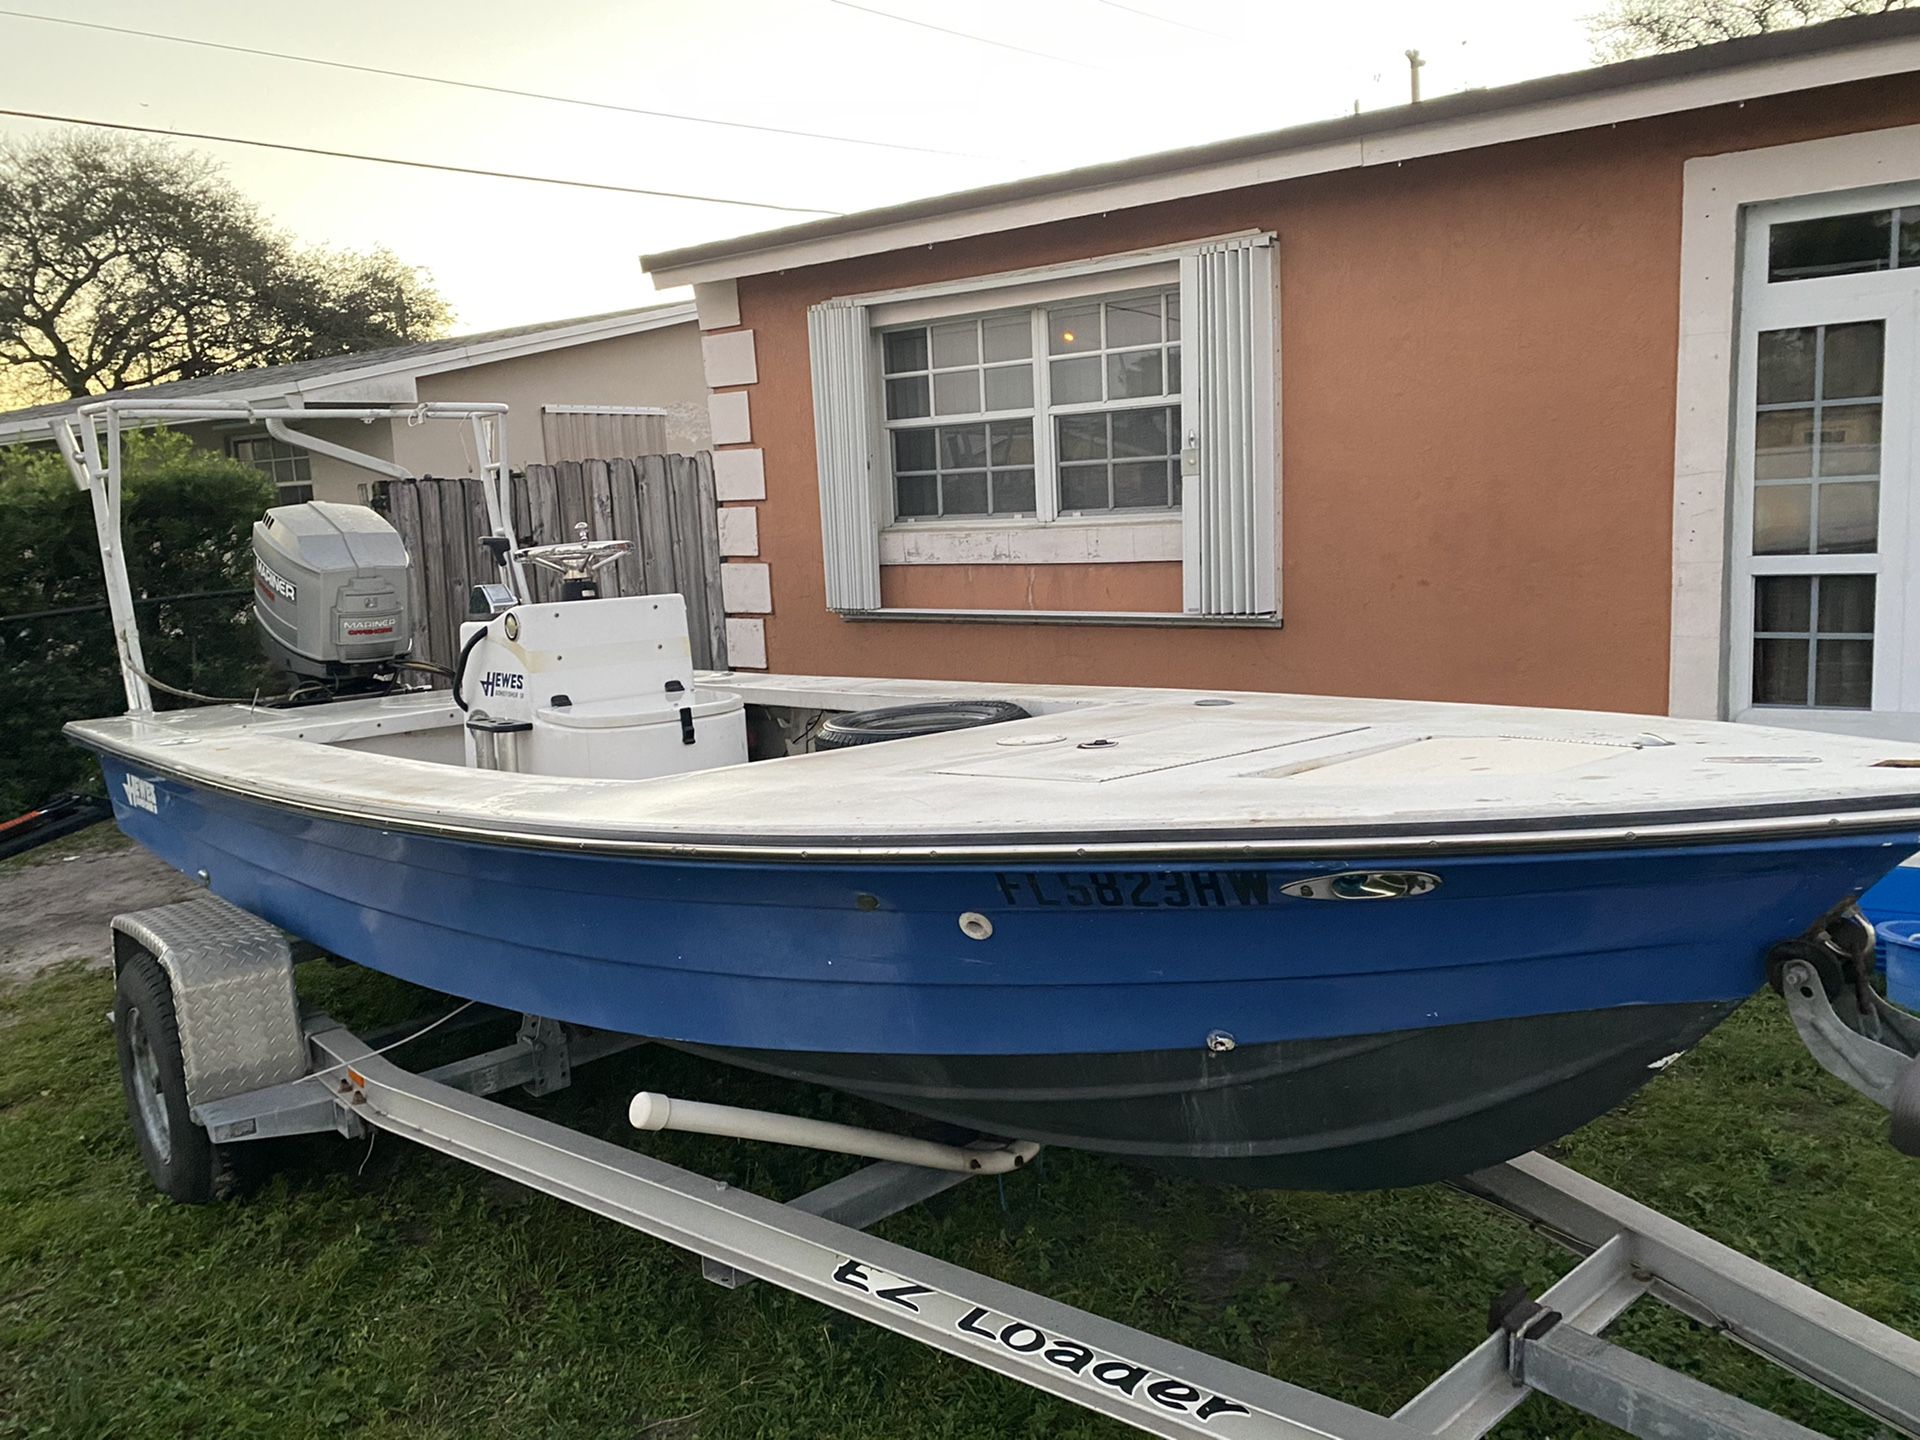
[{"x1": 813, "y1": 700, "x2": 1030, "y2": 750}]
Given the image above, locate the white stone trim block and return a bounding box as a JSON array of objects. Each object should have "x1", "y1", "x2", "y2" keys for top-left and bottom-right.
[
  {"x1": 716, "y1": 505, "x2": 760, "y2": 557},
  {"x1": 701, "y1": 329, "x2": 757, "y2": 388},
  {"x1": 721, "y1": 561, "x2": 772, "y2": 614},
  {"x1": 713, "y1": 447, "x2": 766, "y2": 501},
  {"x1": 708, "y1": 390, "x2": 751, "y2": 446},
  {"x1": 693, "y1": 279, "x2": 740, "y2": 330},
  {"x1": 725, "y1": 617, "x2": 767, "y2": 669}
]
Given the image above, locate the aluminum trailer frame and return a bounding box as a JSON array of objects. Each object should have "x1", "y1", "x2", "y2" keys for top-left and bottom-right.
[{"x1": 111, "y1": 895, "x2": 1920, "y2": 1440}]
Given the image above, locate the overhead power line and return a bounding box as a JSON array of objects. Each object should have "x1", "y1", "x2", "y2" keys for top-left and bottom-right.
[
  {"x1": 827, "y1": 0, "x2": 1094, "y2": 68},
  {"x1": 0, "y1": 108, "x2": 841, "y2": 215},
  {"x1": 1092, "y1": 0, "x2": 1230, "y2": 39},
  {"x1": 0, "y1": 7, "x2": 975, "y2": 159}
]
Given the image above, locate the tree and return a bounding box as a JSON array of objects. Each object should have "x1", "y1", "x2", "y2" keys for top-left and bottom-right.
[
  {"x1": 1, "y1": 429, "x2": 278, "y2": 815},
  {"x1": 0, "y1": 130, "x2": 451, "y2": 402},
  {"x1": 1590, "y1": 0, "x2": 1914, "y2": 59}
]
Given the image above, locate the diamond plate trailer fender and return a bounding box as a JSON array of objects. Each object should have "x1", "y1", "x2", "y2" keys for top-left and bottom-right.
[{"x1": 110, "y1": 894, "x2": 307, "y2": 1109}]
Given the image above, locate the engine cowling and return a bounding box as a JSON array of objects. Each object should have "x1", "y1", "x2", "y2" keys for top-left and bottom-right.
[{"x1": 252, "y1": 501, "x2": 412, "y2": 686}]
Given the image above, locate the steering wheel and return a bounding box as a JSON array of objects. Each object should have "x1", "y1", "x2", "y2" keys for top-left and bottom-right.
[{"x1": 514, "y1": 522, "x2": 631, "y2": 578}]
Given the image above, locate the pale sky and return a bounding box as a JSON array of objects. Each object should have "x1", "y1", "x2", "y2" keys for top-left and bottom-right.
[{"x1": 0, "y1": 0, "x2": 1599, "y2": 333}]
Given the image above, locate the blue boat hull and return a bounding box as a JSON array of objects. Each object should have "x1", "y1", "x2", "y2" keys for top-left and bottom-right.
[
  {"x1": 685, "y1": 1000, "x2": 1739, "y2": 1190},
  {"x1": 91, "y1": 755, "x2": 1920, "y2": 1187}
]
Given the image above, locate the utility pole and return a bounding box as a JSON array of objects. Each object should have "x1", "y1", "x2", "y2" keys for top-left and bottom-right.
[{"x1": 1405, "y1": 47, "x2": 1425, "y2": 103}]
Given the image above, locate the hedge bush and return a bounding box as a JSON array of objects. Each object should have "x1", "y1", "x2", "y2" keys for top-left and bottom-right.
[{"x1": 0, "y1": 431, "x2": 279, "y2": 817}]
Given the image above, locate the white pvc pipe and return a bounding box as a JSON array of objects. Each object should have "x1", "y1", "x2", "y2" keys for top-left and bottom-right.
[
  {"x1": 629, "y1": 1091, "x2": 1040, "y2": 1175},
  {"x1": 74, "y1": 399, "x2": 508, "y2": 421},
  {"x1": 264, "y1": 417, "x2": 414, "y2": 483}
]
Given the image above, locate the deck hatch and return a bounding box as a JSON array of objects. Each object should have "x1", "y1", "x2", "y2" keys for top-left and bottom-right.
[{"x1": 930, "y1": 721, "x2": 1371, "y2": 782}]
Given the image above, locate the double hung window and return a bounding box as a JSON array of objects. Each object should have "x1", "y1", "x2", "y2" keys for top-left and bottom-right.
[
  {"x1": 228, "y1": 433, "x2": 314, "y2": 502},
  {"x1": 880, "y1": 291, "x2": 1181, "y2": 523},
  {"x1": 807, "y1": 235, "x2": 1274, "y2": 618}
]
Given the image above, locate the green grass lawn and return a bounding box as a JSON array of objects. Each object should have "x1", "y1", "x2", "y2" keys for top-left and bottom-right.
[{"x1": 2, "y1": 938, "x2": 1916, "y2": 1437}]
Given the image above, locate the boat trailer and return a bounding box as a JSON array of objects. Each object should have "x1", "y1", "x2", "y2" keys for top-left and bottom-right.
[{"x1": 112, "y1": 893, "x2": 1920, "y2": 1440}]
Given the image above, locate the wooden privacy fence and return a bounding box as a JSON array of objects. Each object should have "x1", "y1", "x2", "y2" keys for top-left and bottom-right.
[{"x1": 381, "y1": 453, "x2": 727, "y2": 674}]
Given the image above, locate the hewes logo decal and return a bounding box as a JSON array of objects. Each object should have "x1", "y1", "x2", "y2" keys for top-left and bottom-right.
[
  {"x1": 254, "y1": 555, "x2": 297, "y2": 604},
  {"x1": 121, "y1": 774, "x2": 158, "y2": 814},
  {"x1": 478, "y1": 670, "x2": 524, "y2": 699}
]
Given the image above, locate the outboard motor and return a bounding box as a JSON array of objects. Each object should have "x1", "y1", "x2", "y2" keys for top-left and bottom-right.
[{"x1": 252, "y1": 501, "x2": 413, "y2": 693}]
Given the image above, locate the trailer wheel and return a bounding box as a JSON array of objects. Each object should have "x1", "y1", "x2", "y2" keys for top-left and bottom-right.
[{"x1": 114, "y1": 947, "x2": 240, "y2": 1203}]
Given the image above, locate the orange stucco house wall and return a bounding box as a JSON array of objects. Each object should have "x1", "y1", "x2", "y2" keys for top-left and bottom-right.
[{"x1": 722, "y1": 75, "x2": 1920, "y2": 715}]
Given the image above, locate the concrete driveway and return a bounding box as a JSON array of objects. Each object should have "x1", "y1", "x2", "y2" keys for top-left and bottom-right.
[{"x1": 0, "y1": 830, "x2": 197, "y2": 985}]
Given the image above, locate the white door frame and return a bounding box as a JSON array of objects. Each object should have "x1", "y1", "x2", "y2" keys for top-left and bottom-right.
[
  {"x1": 1728, "y1": 206, "x2": 1918, "y2": 736},
  {"x1": 1667, "y1": 123, "x2": 1920, "y2": 721}
]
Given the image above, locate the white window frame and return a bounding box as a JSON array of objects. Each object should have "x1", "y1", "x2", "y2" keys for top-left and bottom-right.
[
  {"x1": 227, "y1": 430, "x2": 315, "y2": 502},
  {"x1": 813, "y1": 232, "x2": 1278, "y2": 620},
  {"x1": 876, "y1": 306, "x2": 1047, "y2": 525},
  {"x1": 871, "y1": 266, "x2": 1184, "y2": 550},
  {"x1": 1728, "y1": 182, "x2": 1920, "y2": 738},
  {"x1": 876, "y1": 285, "x2": 1182, "y2": 532}
]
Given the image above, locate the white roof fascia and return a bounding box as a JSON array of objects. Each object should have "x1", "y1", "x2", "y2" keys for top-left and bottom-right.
[
  {"x1": 396, "y1": 301, "x2": 697, "y2": 382},
  {"x1": 0, "y1": 302, "x2": 697, "y2": 444},
  {"x1": 644, "y1": 36, "x2": 1920, "y2": 287}
]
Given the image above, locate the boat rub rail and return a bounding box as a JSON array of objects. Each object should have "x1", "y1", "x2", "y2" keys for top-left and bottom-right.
[{"x1": 68, "y1": 738, "x2": 1920, "y2": 863}]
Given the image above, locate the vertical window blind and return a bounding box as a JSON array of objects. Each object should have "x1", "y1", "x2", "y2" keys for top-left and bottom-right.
[
  {"x1": 809, "y1": 299, "x2": 882, "y2": 612},
  {"x1": 1180, "y1": 235, "x2": 1277, "y2": 617}
]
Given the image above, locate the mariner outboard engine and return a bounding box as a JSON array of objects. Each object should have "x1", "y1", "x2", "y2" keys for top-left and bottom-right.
[{"x1": 252, "y1": 501, "x2": 413, "y2": 692}]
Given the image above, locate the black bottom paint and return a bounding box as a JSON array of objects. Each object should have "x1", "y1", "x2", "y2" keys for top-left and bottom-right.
[{"x1": 682, "y1": 1001, "x2": 1742, "y2": 1191}]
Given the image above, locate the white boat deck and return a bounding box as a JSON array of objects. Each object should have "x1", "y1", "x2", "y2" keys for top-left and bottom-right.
[{"x1": 64, "y1": 672, "x2": 1920, "y2": 857}]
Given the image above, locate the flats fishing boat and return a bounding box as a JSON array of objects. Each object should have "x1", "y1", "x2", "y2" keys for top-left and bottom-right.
[{"x1": 57, "y1": 400, "x2": 1920, "y2": 1189}]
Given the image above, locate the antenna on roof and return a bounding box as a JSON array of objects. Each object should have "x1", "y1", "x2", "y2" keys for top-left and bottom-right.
[{"x1": 1405, "y1": 48, "x2": 1425, "y2": 103}]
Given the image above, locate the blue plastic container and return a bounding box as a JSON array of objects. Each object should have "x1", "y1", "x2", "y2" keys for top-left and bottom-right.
[
  {"x1": 1861, "y1": 860, "x2": 1920, "y2": 929},
  {"x1": 1873, "y1": 920, "x2": 1920, "y2": 1010}
]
